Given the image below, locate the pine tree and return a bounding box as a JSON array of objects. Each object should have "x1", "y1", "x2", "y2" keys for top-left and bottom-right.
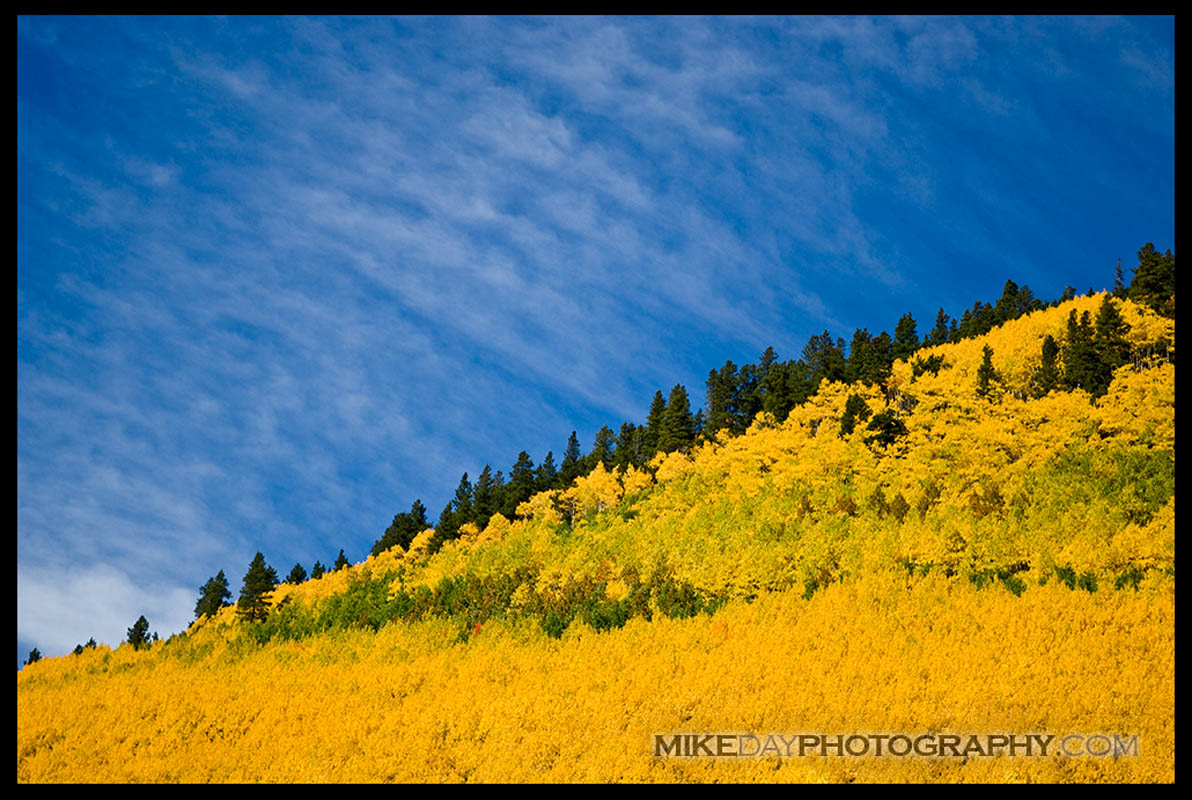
[
  {"x1": 1112, "y1": 258, "x2": 1126, "y2": 298},
  {"x1": 1093, "y1": 294, "x2": 1132, "y2": 379},
  {"x1": 657, "y1": 384, "x2": 695, "y2": 453},
  {"x1": 803, "y1": 331, "x2": 846, "y2": 384},
  {"x1": 127, "y1": 615, "x2": 151, "y2": 650},
  {"x1": 1032, "y1": 335, "x2": 1062, "y2": 398},
  {"x1": 535, "y1": 452, "x2": 558, "y2": 492},
  {"x1": 504, "y1": 452, "x2": 537, "y2": 517},
  {"x1": 705, "y1": 361, "x2": 738, "y2": 437},
  {"x1": 892, "y1": 313, "x2": 919, "y2": 361},
  {"x1": 286, "y1": 563, "x2": 308, "y2": 584},
  {"x1": 238, "y1": 553, "x2": 278, "y2": 623},
  {"x1": 1127, "y1": 242, "x2": 1175, "y2": 316},
  {"x1": 26, "y1": 648, "x2": 41, "y2": 666},
  {"x1": 644, "y1": 391, "x2": 667, "y2": 455},
  {"x1": 926, "y1": 308, "x2": 950, "y2": 347},
  {"x1": 311, "y1": 561, "x2": 326, "y2": 579},
  {"x1": 334, "y1": 549, "x2": 350, "y2": 571},
  {"x1": 583, "y1": 427, "x2": 611, "y2": 472},
  {"x1": 559, "y1": 434, "x2": 582, "y2": 487},
  {"x1": 1062, "y1": 310, "x2": 1101, "y2": 393},
  {"x1": 73, "y1": 643, "x2": 85, "y2": 656},
  {"x1": 976, "y1": 345, "x2": 998, "y2": 398},
  {"x1": 840, "y1": 393, "x2": 871, "y2": 437},
  {"x1": 194, "y1": 570, "x2": 232, "y2": 620},
  {"x1": 613, "y1": 423, "x2": 638, "y2": 470},
  {"x1": 372, "y1": 499, "x2": 430, "y2": 556}
]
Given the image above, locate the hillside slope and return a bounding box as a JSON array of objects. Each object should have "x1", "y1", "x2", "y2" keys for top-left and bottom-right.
[{"x1": 18, "y1": 293, "x2": 1176, "y2": 782}]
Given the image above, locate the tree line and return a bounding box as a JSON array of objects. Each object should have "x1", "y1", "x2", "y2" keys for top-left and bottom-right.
[{"x1": 25, "y1": 242, "x2": 1166, "y2": 665}]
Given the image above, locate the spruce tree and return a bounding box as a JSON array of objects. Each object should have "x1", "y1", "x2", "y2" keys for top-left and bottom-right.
[
  {"x1": 26, "y1": 648, "x2": 41, "y2": 666},
  {"x1": 504, "y1": 452, "x2": 537, "y2": 517},
  {"x1": 334, "y1": 549, "x2": 350, "y2": 571},
  {"x1": 127, "y1": 615, "x2": 151, "y2": 650},
  {"x1": 1127, "y1": 242, "x2": 1175, "y2": 316},
  {"x1": 1062, "y1": 310, "x2": 1101, "y2": 393},
  {"x1": 1032, "y1": 335, "x2": 1062, "y2": 398},
  {"x1": 803, "y1": 332, "x2": 847, "y2": 383},
  {"x1": 1093, "y1": 294, "x2": 1132, "y2": 381},
  {"x1": 613, "y1": 423, "x2": 638, "y2": 470},
  {"x1": 559, "y1": 434, "x2": 582, "y2": 487},
  {"x1": 840, "y1": 393, "x2": 871, "y2": 437},
  {"x1": 286, "y1": 563, "x2": 308, "y2": 584},
  {"x1": 535, "y1": 452, "x2": 558, "y2": 492},
  {"x1": 587, "y1": 426, "x2": 615, "y2": 471},
  {"x1": 705, "y1": 361, "x2": 738, "y2": 437},
  {"x1": 238, "y1": 552, "x2": 278, "y2": 623},
  {"x1": 657, "y1": 384, "x2": 695, "y2": 453},
  {"x1": 976, "y1": 345, "x2": 998, "y2": 398},
  {"x1": 311, "y1": 561, "x2": 326, "y2": 579},
  {"x1": 926, "y1": 308, "x2": 950, "y2": 347},
  {"x1": 892, "y1": 313, "x2": 919, "y2": 361},
  {"x1": 372, "y1": 499, "x2": 430, "y2": 556},
  {"x1": 644, "y1": 391, "x2": 667, "y2": 455},
  {"x1": 194, "y1": 570, "x2": 232, "y2": 620}
]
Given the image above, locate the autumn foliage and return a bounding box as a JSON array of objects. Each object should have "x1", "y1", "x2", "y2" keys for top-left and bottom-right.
[{"x1": 18, "y1": 293, "x2": 1175, "y2": 783}]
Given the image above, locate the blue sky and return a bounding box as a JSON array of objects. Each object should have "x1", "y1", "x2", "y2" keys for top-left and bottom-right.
[{"x1": 17, "y1": 16, "x2": 1174, "y2": 664}]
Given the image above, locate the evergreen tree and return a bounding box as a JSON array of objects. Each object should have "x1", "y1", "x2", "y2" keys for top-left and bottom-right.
[
  {"x1": 73, "y1": 643, "x2": 85, "y2": 656},
  {"x1": 864, "y1": 409, "x2": 908, "y2": 447},
  {"x1": 334, "y1": 549, "x2": 350, "y2": 571},
  {"x1": 587, "y1": 426, "x2": 616, "y2": 471},
  {"x1": 194, "y1": 570, "x2": 232, "y2": 620},
  {"x1": 1112, "y1": 259, "x2": 1126, "y2": 299},
  {"x1": 127, "y1": 615, "x2": 151, "y2": 650},
  {"x1": 1093, "y1": 294, "x2": 1132, "y2": 377},
  {"x1": 504, "y1": 451, "x2": 537, "y2": 517},
  {"x1": 976, "y1": 345, "x2": 998, "y2": 398},
  {"x1": 26, "y1": 648, "x2": 41, "y2": 666},
  {"x1": 535, "y1": 452, "x2": 558, "y2": 492},
  {"x1": 310, "y1": 561, "x2": 326, "y2": 580},
  {"x1": 286, "y1": 563, "x2": 308, "y2": 584},
  {"x1": 452, "y1": 473, "x2": 474, "y2": 521},
  {"x1": 371, "y1": 499, "x2": 430, "y2": 556},
  {"x1": 238, "y1": 552, "x2": 278, "y2": 623},
  {"x1": 925, "y1": 308, "x2": 950, "y2": 347},
  {"x1": 643, "y1": 391, "x2": 667, "y2": 455},
  {"x1": 1032, "y1": 335, "x2": 1062, "y2": 398},
  {"x1": 1062, "y1": 310, "x2": 1101, "y2": 393},
  {"x1": 559, "y1": 434, "x2": 582, "y2": 487},
  {"x1": 86, "y1": 637, "x2": 97, "y2": 649},
  {"x1": 1127, "y1": 242, "x2": 1175, "y2": 316},
  {"x1": 892, "y1": 313, "x2": 919, "y2": 361},
  {"x1": 840, "y1": 393, "x2": 872, "y2": 437},
  {"x1": 705, "y1": 361, "x2": 739, "y2": 437},
  {"x1": 803, "y1": 331, "x2": 847, "y2": 384},
  {"x1": 657, "y1": 384, "x2": 695, "y2": 453},
  {"x1": 613, "y1": 423, "x2": 639, "y2": 470},
  {"x1": 994, "y1": 279, "x2": 1021, "y2": 322}
]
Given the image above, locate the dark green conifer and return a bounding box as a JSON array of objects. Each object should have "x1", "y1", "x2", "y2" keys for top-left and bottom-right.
[
  {"x1": 237, "y1": 553, "x2": 279, "y2": 623},
  {"x1": 194, "y1": 570, "x2": 232, "y2": 620},
  {"x1": 657, "y1": 384, "x2": 695, "y2": 453},
  {"x1": 892, "y1": 313, "x2": 919, "y2": 361},
  {"x1": 1032, "y1": 335, "x2": 1062, "y2": 398},
  {"x1": 127, "y1": 615, "x2": 151, "y2": 650},
  {"x1": 976, "y1": 345, "x2": 998, "y2": 398},
  {"x1": 286, "y1": 563, "x2": 308, "y2": 584}
]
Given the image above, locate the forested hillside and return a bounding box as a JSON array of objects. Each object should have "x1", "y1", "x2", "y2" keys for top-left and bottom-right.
[{"x1": 18, "y1": 251, "x2": 1175, "y2": 782}]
